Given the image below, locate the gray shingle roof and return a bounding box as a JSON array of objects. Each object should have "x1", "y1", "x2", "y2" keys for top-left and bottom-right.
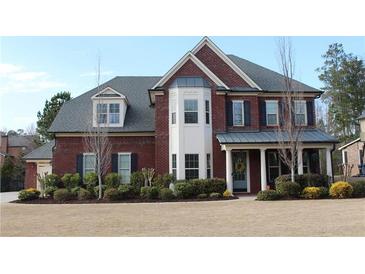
[
  {"x1": 23, "y1": 140, "x2": 55, "y2": 160},
  {"x1": 49, "y1": 76, "x2": 161, "y2": 133},
  {"x1": 228, "y1": 55, "x2": 320, "y2": 92},
  {"x1": 8, "y1": 135, "x2": 34, "y2": 147},
  {"x1": 216, "y1": 129, "x2": 338, "y2": 144}
]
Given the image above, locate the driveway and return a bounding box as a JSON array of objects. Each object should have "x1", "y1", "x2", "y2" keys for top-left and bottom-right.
[
  {"x1": 1, "y1": 198, "x2": 364, "y2": 236},
  {"x1": 0, "y1": 192, "x2": 18, "y2": 203}
]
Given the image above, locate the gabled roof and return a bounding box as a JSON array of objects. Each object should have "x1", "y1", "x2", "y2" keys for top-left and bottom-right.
[
  {"x1": 49, "y1": 76, "x2": 161, "y2": 133},
  {"x1": 338, "y1": 138, "x2": 361, "y2": 150},
  {"x1": 24, "y1": 140, "x2": 55, "y2": 160},
  {"x1": 8, "y1": 135, "x2": 34, "y2": 147}
]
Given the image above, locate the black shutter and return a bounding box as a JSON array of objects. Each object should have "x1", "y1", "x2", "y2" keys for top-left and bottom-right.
[
  {"x1": 244, "y1": 101, "x2": 251, "y2": 126},
  {"x1": 131, "y1": 153, "x2": 138, "y2": 172},
  {"x1": 111, "y1": 154, "x2": 118, "y2": 173},
  {"x1": 307, "y1": 100, "x2": 314, "y2": 126},
  {"x1": 76, "y1": 154, "x2": 83, "y2": 180},
  {"x1": 226, "y1": 101, "x2": 233, "y2": 127},
  {"x1": 259, "y1": 100, "x2": 266, "y2": 126}
]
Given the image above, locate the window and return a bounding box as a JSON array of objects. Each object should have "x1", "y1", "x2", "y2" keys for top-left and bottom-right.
[
  {"x1": 205, "y1": 100, "x2": 210, "y2": 124},
  {"x1": 96, "y1": 104, "x2": 107, "y2": 124},
  {"x1": 118, "y1": 153, "x2": 131, "y2": 183},
  {"x1": 184, "y1": 99, "x2": 198, "y2": 124},
  {"x1": 268, "y1": 151, "x2": 280, "y2": 183},
  {"x1": 185, "y1": 154, "x2": 199, "y2": 180},
  {"x1": 171, "y1": 112, "x2": 176, "y2": 124},
  {"x1": 109, "y1": 103, "x2": 120, "y2": 124},
  {"x1": 303, "y1": 151, "x2": 310, "y2": 174},
  {"x1": 266, "y1": 101, "x2": 278, "y2": 125},
  {"x1": 294, "y1": 100, "x2": 307, "y2": 125},
  {"x1": 233, "y1": 101, "x2": 244, "y2": 126},
  {"x1": 172, "y1": 154, "x2": 177, "y2": 179},
  {"x1": 83, "y1": 154, "x2": 96, "y2": 176},
  {"x1": 206, "y1": 153, "x2": 211, "y2": 179},
  {"x1": 171, "y1": 101, "x2": 176, "y2": 124}
]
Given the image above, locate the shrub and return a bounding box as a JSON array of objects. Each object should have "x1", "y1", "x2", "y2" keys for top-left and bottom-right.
[
  {"x1": 94, "y1": 185, "x2": 106, "y2": 198},
  {"x1": 53, "y1": 188, "x2": 75, "y2": 202},
  {"x1": 118, "y1": 184, "x2": 137, "y2": 199},
  {"x1": 149, "y1": 186, "x2": 159, "y2": 199},
  {"x1": 256, "y1": 190, "x2": 281, "y2": 201},
  {"x1": 130, "y1": 171, "x2": 145, "y2": 191},
  {"x1": 329, "y1": 181, "x2": 353, "y2": 199},
  {"x1": 208, "y1": 178, "x2": 226, "y2": 194},
  {"x1": 209, "y1": 192, "x2": 221, "y2": 199},
  {"x1": 44, "y1": 174, "x2": 61, "y2": 188},
  {"x1": 103, "y1": 188, "x2": 120, "y2": 201},
  {"x1": 197, "y1": 193, "x2": 208, "y2": 199},
  {"x1": 104, "y1": 173, "x2": 121, "y2": 189},
  {"x1": 84, "y1": 172, "x2": 98, "y2": 187},
  {"x1": 223, "y1": 190, "x2": 232, "y2": 197},
  {"x1": 275, "y1": 181, "x2": 301, "y2": 198},
  {"x1": 62, "y1": 173, "x2": 81, "y2": 190},
  {"x1": 78, "y1": 188, "x2": 92, "y2": 200},
  {"x1": 44, "y1": 186, "x2": 58, "y2": 198},
  {"x1": 71, "y1": 186, "x2": 81, "y2": 195},
  {"x1": 349, "y1": 181, "x2": 365, "y2": 198},
  {"x1": 275, "y1": 174, "x2": 329, "y2": 189},
  {"x1": 18, "y1": 188, "x2": 40, "y2": 201},
  {"x1": 175, "y1": 182, "x2": 194, "y2": 199},
  {"x1": 61, "y1": 173, "x2": 73, "y2": 188},
  {"x1": 140, "y1": 186, "x2": 151, "y2": 199},
  {"x1": 159, "y1": 188, "x2": 174, "y2": 201},
  {"x1": 190, "y1": 179, "x2": 209, "y2": 195},
  {"x1": 302, "y1": 187, "x2": 323, "y2": 199},
  {"x1": 153, "y1": 173, "x2": 174, "y2": 188},
  {"x1": 70, "y1": 173, "x2": 81, "y2": 187}
]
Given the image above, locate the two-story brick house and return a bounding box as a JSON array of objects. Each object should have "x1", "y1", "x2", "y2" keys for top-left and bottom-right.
[{"x1": 24, "y1": 37, "x2": 338, "y2": 193}]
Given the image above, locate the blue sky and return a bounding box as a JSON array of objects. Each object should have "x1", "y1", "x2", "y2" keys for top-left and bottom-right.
[{"x1": 0, "y1": 36, "x2": 364, "y2": 131}]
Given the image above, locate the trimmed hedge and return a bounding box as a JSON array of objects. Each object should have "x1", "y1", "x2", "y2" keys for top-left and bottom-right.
[
  {"x1": 18, "y1": 188, "x2": 40, "y2": 201},
  {"x1": 175, "y1": 178, "x2": 226, "y2": 198},
  {"x1": 130, "y1": 171, "x2": 145, "y2": 191},
  {"x1": 118, "y1": 184, "x2": 137, "y2": 199},
  {"x1": 275, "y1": 174, "x2": 329, "y2": 189},
  {"x1": 275, "y1": 181, "x2": 301, "y2": 198},
  {"x1": 103, "y1": 188, "x2": 120, "y2": 201},
  {"x1": 153, "y1": 173, "x2": 174, "y2": 188},
  {"x1": 256, "y1": 190, "x2": 281, "y2": 201},
  {"x1": 140, "y1": 186, "x2": 160, "y2": 199},
  {"x1": 53, "y1": 188, "x2": 75, "y2": 202},
  {"x1": 329, "y1": 181, "x2": 353, "y2": 199},
  {"x1": 175, "y1": 182, "x2": 195, "y2": 199},
  {"x1": 78, "y1": 188, "x2": 93, "y2": 200},
  {"x1": 349, "y1": 181, "x2": 365, "y2": 198},
  {"x1": 159, "y1": 188, "x2": 175, "y2": 201}
]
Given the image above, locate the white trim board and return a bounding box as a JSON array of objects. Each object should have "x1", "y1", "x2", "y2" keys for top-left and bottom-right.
[{"x1": 338, "y1": 138, "x2": 361, "y2": 150}]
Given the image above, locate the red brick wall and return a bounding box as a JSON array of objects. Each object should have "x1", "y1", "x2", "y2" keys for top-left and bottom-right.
[
  {"x1": 227, "y1": 95, "x2": 260, "y2": 131},
  {"x1": 53, "y1": 136, "x2": 155, "y2": 176},
  {"x1": 212, "y1": 92, "x2": 226, "y2": 179},
  {"x1": 195, "y1": 44, "x2": 250, "y2": 88},
  {"x1": 343, "y1": 141, "x2": 365, "y2": 176},
  {"x1": 25, "y1": 162, "x2": 37, "y2": 189},
  {"x1": 249, "y1": 150, "x2": 261, "y2": 193}
]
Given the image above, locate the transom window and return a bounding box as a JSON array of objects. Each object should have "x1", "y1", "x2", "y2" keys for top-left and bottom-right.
[
  {"x1": 233, "y1": 100, "x2": 244, "y2": 126},
  {"x1": 172, "y1": 154, "x2": 177, "y2": 179},
  {"x1": 294, "y1": 100, "x2": 307, "y2": 126},
  {"x1": 83, "y1": 153, "x2": 96, "y2": 176},
  {"x1": 118, "y1": 153, "x2": 131, "y2": 184},
  {"x1": 184, "y1": 99, "x2": 198, "y2": 124},
  {"x1": 205, "y1": 100, "x2": 210, "y2": 125},
  {"x1": 185, "y1": 154, "x2": 199, "y2": 180},
  {"x1": 266, "y1": 101, "x2": 278, "y2": 125},
  {"x1": 96, "y1": 103, "x2": 121, "y2": 125}
]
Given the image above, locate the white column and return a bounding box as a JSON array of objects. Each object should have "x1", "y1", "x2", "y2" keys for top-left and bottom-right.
[
  {"x1": 225, "y1": 149, "x2": 233, "y2": 193},
  {"x1": 326, "y1": 147, "x2": 333, "y2": 180},
  {"x1": 260, "y1": 148, "x2": 267, "y2": 191},
  {"x1": 298, "y1": 148, "x2": 303, "y2": 175}
]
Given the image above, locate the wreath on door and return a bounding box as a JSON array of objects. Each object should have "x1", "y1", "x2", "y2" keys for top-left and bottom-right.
[{"x1": 234, "y1": 159, "x2": 246, "y2": 173}]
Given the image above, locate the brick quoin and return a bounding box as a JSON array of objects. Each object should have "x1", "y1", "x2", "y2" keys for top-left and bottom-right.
[
  {"x1": 24, "y1": 162, "x2": 37, "y2": 189},
  {"x1": 53, "y1": 136, "x2": 155, "y2": 176}
]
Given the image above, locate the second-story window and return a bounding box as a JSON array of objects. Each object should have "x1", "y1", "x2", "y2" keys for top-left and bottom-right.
[
  {"x1": 96, "y1": 103, "x2": 120, "y2": 125},
  {"x1": 233, "y1": 100, "x2": 244, "y2": 126},
  {"x1": 171, "y1": 102, "x2": 176, "y2": 124},
  {"x1": 109, "y1": 103, "x2": 120, "y2": 124},
  {"x1": 294, "y1": 100, "x2": 307, "y2": 125},
  {"x1": 97, "y1": 104, "x2": 108, "y2": 124},
  {"x1": 266, "y1": 101, "x2": 278, "y2": 125},
  {"x1": 205, "y1": 100, "x2": 210, "y2": 124},
  {"x1": 184, "y1": 99, "x2": 198, "y2": 124}
]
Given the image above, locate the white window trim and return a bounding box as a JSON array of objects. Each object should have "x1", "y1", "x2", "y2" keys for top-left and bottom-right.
[
  {"x1": 232, "y1": 100, "x2": 245, "y2": 126},
  {"x1": 118, "y1": 152, "x2": 132, "y2": 184},
  {"x1": 83, "y1": 153, "x2": 96, "y2": 176},
  {"x1": 294, "y1": 100, "x2": 308, "y2": 126},
  {"x1": 96, "y1": 102, "x2": 121, "y2": 126},
  {"x1": 184, "y1": 99, "x2": 199, "y2": 124},
  {"x1": 265, "y1": 100, "x2": 279, "y2": 126},
  {"x1": 184, "y1": 154, "x2": 199, "y2": 180}
]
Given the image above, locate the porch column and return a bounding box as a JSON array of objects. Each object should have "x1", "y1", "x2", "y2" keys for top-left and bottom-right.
[
  {"x1": 326, "y1": 147, "x2": 333, "y2": 180},
  {"x1": 225, "y1": 148, "x2": 233, "y2": 193},
  {"x1": 297, "y1": 148, "x2": 303, "y2": 175},
  {"x1": 260, "y1": 148, "x2": 267, "y2": 191}
]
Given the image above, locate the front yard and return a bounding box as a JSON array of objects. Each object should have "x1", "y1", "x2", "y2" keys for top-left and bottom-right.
[{"x1": 1, "y1": 198, "x2": 364, "y2": 236}]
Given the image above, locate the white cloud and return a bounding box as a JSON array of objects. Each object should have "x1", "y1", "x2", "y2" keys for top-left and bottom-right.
[
  {"x1": 0, "y1": 63, "x2": 65, "y2": 95},
  {"x1": 79, "y1": 70, "x2": 114, "y2": 77}
]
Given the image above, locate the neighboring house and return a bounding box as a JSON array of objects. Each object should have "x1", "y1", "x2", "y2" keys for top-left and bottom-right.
[
  {"x1": 24, "y1": 37, "x2": 338, "y2": 193},
  {"x1": 338, "y1": 112, "x2": 365, "y2": 176},
  {"x1": 0, "y1": 134, "x2": 36, "y2": 166}
]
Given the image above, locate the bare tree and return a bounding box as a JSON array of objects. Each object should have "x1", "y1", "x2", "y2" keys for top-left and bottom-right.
[
  {"x1": 276, "y1": 38, "x2": 304, "y2": 182},
  {"x1": 83, "y1": 55, "x2": 112, "y2": 199}
]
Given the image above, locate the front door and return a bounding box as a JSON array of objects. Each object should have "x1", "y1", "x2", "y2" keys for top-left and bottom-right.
[{"x1": 232, "y1": 151, "x2": 248, "y2": 192}]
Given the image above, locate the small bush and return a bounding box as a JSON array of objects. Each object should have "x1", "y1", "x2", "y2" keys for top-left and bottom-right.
[
  {"x1": 84, "y1": 172, "x2": 98, "y2": 187},
  {"x1": 349, "y1": 181, "x2": 365, "y2": 198},
  {"x1": 302, "y1": 187, "x2": 323, "y2": 199},
  {"x1": 275, "y1": 174, "x2": 329, "y2": 189},
  {"x1": 153, "y1": 173, "x2": 174, "y2": 188},
  {"x1": 130, "y1": 171, "x2": 145, "y2": 191},
  {"x1": 70, "y1": 186, "x2": 81, "y2": 195},
  {"x1": 44, "y1": 186, "x2": 58, "y2": 198},
  {"x1": 53, "y1": 188, "x2": 75, "y2": 202},
  {"x1": 140, "y1": 186, "x2": 160, "y2": 199},
  {"x1": 94, "y1": 185, "x2": 106, "y2": 198},
  {"x1": 44, "y1": 174, "x2": 61, "y2": 188},
  {"x1": 149, "y1": 186, "x2": 159, "y2": 199},
  {"x1": 61, "y1": 173, "x2": 72, "y2": 188},
  {"x1": 118, "y1": 184, "x2": 136, "y2": 199},
  {"x1": 18, "y1": 188, "x2": 40, "y2": 201},
  {"x1": 329, "y1": 181, "x2": 353, "y2": 199},
  {"x1": 140, "y1": 186, "x2": 151, "y2": 199},
  {"x1": 70, "y1": 173, "x2": 81, "y2": 187},
  {"x1": 197, "y1": 193, "x2": 208, "y2": 199},
  {"x1": 223, "y1": 190, "x2": 232, "y2": 197},
  {"x1": 78, "y1": 188, "x2": 92, "y2": 200},
  {"x1": 104, "y1": 173, "x2": 121, "y2": 189},
  {"x1": 256, "y1": 190, "x2": 281, "y2": 201},
  {"x1": 208, "y1": 178, "x2": 226, "y2": 194},
  {"x1": 209, "y1": 192, "x2": 221, "y2": 199},
  {"x1": 159, "y1": 188, "x2": 174, "y2": 200},
  {"x1": 275, "y1": 181, "x2": 301, "y2": 198},
  {"x1": 175, "y1": 182, "x2": 194, "y2": 199},
  {"x1": 103, "y1": 188, "x2": 120, "y2": 201},
  {"x1": 62, "y1": 173, "x2": 80, "y2": 190}
]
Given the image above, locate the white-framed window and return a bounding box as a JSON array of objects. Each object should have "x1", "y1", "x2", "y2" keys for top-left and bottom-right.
[
  {"x1": 266, "y1": 100, "x2": 278, "y2": 125},
  {"x1": 205, "y1": 100, "x2": 210, "y2": 125},
  {"x1": 118, "y1": 153, "x2": 131, "y2": 184},
  {"x1": 83, "y1": 153, "x2": 96, "y2": 176},
  {"x1": 206, "y1": 153, "x2": 211, "y2": 179},
  {"x1": 184, "y1": 99, "x2": 198, "y2": 124},
  {"x1": 96, "y1": 103, "x2": 121, "y2": 125},
  {"x1": 185, "y1": 154, "x2": 199, "y2": 180},
  {"x1": 303, "y1": 151, "x2": 310, "y2": 174},
  {"x1": 233, "y1": 100, "x2": 244, "y2": 126},
  {"x1": 171, "y1": 102, "x2": 176, "y2": 125},
  {"x1": 267, "y1": 151, "x2": 281, "y2": 183},
  {"x1": 294, "y1": 100, "x2": 307, "y2": 126},
  {"x1": 172, "y1": 154, "x2": 177, "y2": 179}
]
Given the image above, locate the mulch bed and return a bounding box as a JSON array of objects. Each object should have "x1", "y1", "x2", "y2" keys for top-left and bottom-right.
[{"x1": 10, "y1": 196, "x2": 238, "y2": 204}]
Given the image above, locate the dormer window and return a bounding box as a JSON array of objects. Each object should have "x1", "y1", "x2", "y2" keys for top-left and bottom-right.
[
  {"x1": 97, "y1": 104, "x2": 108, "y2": 124},
  {"x1": 109, "y1": 103, "x2": 120, "y2": 124}
]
